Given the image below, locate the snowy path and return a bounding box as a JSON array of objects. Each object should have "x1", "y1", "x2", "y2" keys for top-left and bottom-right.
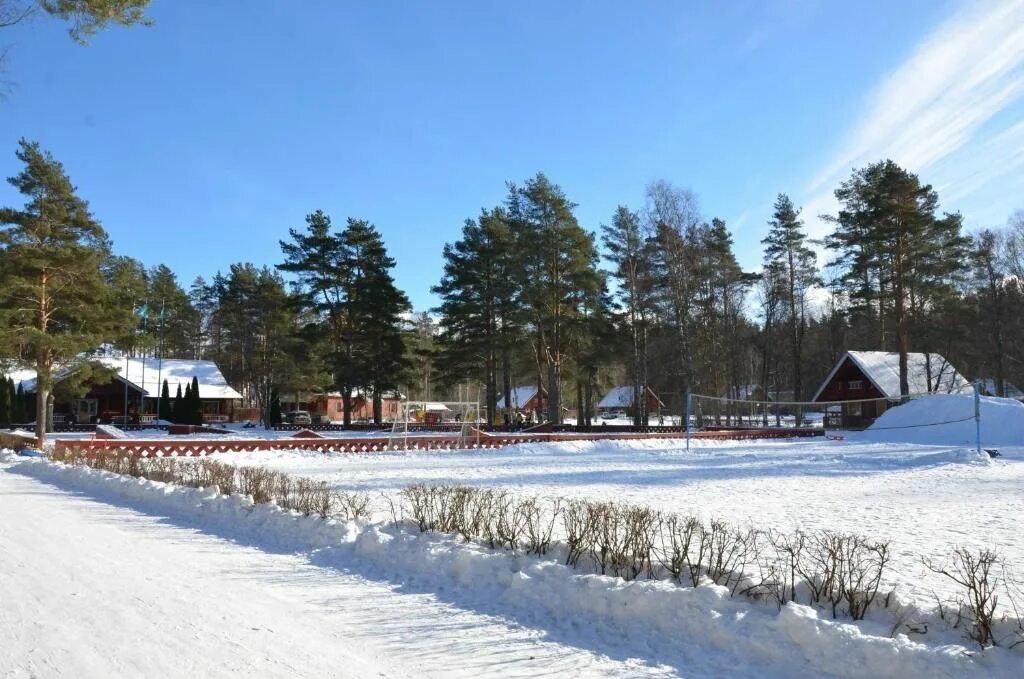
[{"x1": 0, "y1": 465, "x2": 683, "y2": 678}]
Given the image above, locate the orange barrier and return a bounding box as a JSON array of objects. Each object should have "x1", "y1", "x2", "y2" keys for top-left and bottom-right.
[{"x1": 52, "y1": 427, "x2": 823, "y2": 458}]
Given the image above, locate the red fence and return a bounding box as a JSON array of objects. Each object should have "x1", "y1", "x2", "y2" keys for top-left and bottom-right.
[{"x1": 52, "y1": 427, "x2": 823, "y2": 458}]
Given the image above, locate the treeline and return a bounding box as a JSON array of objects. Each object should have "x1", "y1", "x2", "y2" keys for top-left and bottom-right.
[{"x1": 2, "y1": 140, "x2": 1022, "y2": 434}]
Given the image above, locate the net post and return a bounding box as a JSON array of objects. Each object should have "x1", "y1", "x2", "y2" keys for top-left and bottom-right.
[
  {"x1": 685, "y1": 389, "x2": 692, "y2": 452},
  {"x1": 973, "y1": 380, "x2": 981, "y2": 456}
]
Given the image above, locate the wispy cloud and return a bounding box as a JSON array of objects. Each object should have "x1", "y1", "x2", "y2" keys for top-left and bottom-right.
[{"x1": 801, "y1": 0, "x2": 1024, "y2": 235}]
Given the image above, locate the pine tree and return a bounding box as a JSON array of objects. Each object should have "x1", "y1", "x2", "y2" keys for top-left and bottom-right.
[
  {"x1": 762, "y1": 194, "x2": 820, "y2": 405},
  {"x1": 602, "y1": 206, "x2": 657, "y2": 425},
  {"x1": 190, "y1": 375, "x2": 201, "y2": 424},
  {"x1": 505, "y1": 173, "x2": 602, "y2": 423},
  {"x1": 0, "y1": 139, "x2": 134, "y2": 444},
  {"x1": 158, "y1": 379, "x2": 171, "y2": 424},
  {"x1": 342, "y1": 219, "x2": 410, "y2": 425},
  {"x1": 433, "y1": 208, "x2": 522, "y2": 423},
  {"x1": 826, "y1": 160, "x2": 968, "y2": 398}
]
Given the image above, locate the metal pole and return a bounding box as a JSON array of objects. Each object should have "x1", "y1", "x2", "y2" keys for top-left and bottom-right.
[
  {"x1": 685, "y1": 389, "x2": 692, "y2": 452},
  {"x1": 155, "y1": 302, "x2": 164, "y2": 424},
  {"x1": 974, "y1": 380, "x2": 982, "y2": 456}
]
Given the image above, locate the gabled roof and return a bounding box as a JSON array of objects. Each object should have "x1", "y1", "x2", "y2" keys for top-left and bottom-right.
[
  {"x1": 597, "y1": 385, "x2": 665, "y2": 409},
  {"x1": 496, "y1": 385, "x2": 545, "y2": 410},
  {"x1": 812, "y1": 351, "x2": 971, "y2": 401},
  {"x1": 17, "y1": 357, "x2": 242, "y2": 401}
]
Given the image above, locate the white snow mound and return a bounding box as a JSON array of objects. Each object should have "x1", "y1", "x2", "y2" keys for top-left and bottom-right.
[{"x1": 856, "y1": 393, "x2": 1024, "y2": 446}]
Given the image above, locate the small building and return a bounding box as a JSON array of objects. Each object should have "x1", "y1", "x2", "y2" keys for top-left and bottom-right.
[
  {"x1": 19, "y1": 356, "x2": 242, "y2": 424},
  {"x1": 811, "y1": 351, "x2": 971, "y2": 428},
  {"x1": 306, "y1": 389, "x2": 403, "y2": 423},
  {"x1": 597, "y1": 385, "x2": 665, "y2": 416},
  {"x1": 977, "y1": 379, "x2": 1024, "y2": 401},
  {"x1": 496, "y1": 385, "x2": 547, "y2": 414}
]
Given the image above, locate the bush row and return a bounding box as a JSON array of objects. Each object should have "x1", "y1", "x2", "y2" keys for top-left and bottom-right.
[
  {"x1": 395, "y1": 484, "x2": 1024, "y2": 648},
  {"x1": 50, "y1": 448, "x2": 372, "y2": 521},
  {"x1": 397, "y1": 483, "x2": 890, "y2": 620},
  {"x1": 47, "y1": 450, "x2": 1022, "y2": 648}
]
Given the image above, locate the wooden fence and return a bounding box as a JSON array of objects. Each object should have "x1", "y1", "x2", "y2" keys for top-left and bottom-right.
[{"x1": 51, "y1": 427, "x2": 822, "y2": 458}]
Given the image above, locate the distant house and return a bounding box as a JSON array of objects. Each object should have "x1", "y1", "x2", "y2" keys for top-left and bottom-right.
[
  {"x1": 19, "y1": 356, "x2": 242, "y2": 424},
  {"x1": 977, "y1": 379, "x2": 1024, "y2": 401},
  {"x1": 307, "y1": 389, "x2": 403, "y2": 423},
  {"x1": 597, "y1": 385, "x2": 665, "y2": 416},
  {"x1": 726, "y1": 385, "x2": 794, "y2": 403},
  {"x1": 811, "y1": 351, "x2": 971, "y2": 428},
  {"x1": 496, "y1": 385, "x2": 547, "y2": 413}
]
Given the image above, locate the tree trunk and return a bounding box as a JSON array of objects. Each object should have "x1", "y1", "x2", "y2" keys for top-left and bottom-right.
[
  {"x1": 341, "y1": 393, "x2": 352, "y2": 427},
  {"x1": 548, "y1": 361, "x2": 560, "y2": 424},
  {"x1": 372, "y1": 392, "x2": 382, "y2": 426}
]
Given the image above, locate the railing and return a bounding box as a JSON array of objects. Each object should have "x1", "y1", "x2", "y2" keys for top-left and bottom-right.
[{"x1": 52, "y1": 426, "x2": 823, "y2": 458}]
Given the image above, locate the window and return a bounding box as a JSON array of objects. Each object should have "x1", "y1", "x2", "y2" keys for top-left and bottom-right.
[
  {"x1": 848, "y1": 380, "x2": 864, "y2": 391},
  {"x1": 848, "y1": 401, "x2": 862, "y2": 417},
  {"x1": 336, "y1": 401, "x2": 344, "y2": 413}
]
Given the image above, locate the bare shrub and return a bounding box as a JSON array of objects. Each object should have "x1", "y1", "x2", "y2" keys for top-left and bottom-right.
[
  {"x1": 563, "y1": 499, "x2": 595, "y2": 568},
  {"x1": 238, "y1": 466, "x2": 277, "y2": 504},
  {"x1": 925, "y1": 548, "x2": 1001, "y2": 648},
  {"x1": 623, "y1": 505, "x2": 660, "y2": 580},
  {"x1": 522, "y1": 496, "x2": 560, "y2": 556},
  {"x1": 335, "y1": 491, "x2": 372, "y2": 521},
  {"x1": 494, "y1": 491, "x2": 527, "y2": 552},
  {"x1": 655, "y1": 514, "x2": 699, "y2": 583},
  {"x1": 841, "y1": 536, "x2": 890, "y2": 620}
]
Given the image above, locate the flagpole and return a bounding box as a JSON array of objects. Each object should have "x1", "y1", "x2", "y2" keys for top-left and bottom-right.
[{"x1": 155, "y1": 301, "x2": 164, "y2": 425}]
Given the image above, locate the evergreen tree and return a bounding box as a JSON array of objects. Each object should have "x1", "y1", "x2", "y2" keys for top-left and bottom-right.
[
  {"x1": 147, "y1": 264, "x2": 198, "y2": 358},
  {"x1": 826, "y1": 160, "x2": 968, "y2": 398},
  {"x1": 0, "y1": 373, "x2": 10, "y2": 427},
  {"x1": 13, "y1": 381, "x2": 27, "y2": 424},
  {"x1": 505, "y1": 173, "x2": 602, "y2": 423},
  {"x1": 0, "y1": 139, "x2": 133, "y2": 444},
  {"x1": 172, "y1": 383, "x2": 183, "y2": 424},
  {"x1": 342, "y1": 219, "x2": 410, "y2": 425},
  {"x1": 190, "y1": 375, "x2": 201, "y2": 424},
  {"x1": 602, "y1": 205, "x2": 657, "y2": 425},
  {"x1": 432, "y1": 208, "x2": 522, "y2": 423},
  {"x1": 268, "y1": 388, "x2": 282, "y2": 426},
  {"x1": 762, "y1": 194, "x2": 820, "y2": 405},
  {"x1": 158, "y1": 379, "x2": 171, "y2": 423}
]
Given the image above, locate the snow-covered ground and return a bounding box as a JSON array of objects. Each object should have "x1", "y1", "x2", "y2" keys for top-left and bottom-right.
[
  {"x1": 3, "y1": 454, "x2": 1019, "y2": 678},
  {"x1": 209, "y1": 437, "x2": 1024, "y2": 610}
]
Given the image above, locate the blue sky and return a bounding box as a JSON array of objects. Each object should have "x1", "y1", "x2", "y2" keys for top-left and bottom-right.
[{"x1": 2, "y1": 0, "x2": 1023, "y2": 311}]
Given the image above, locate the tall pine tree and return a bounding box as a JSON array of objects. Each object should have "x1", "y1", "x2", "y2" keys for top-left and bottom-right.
[
  {"x1": 0, "y1": 139, "x2": 133, "y2": 444},
  {"x1": 762, "y1": 194, "x2": 820, "y2": 404}
]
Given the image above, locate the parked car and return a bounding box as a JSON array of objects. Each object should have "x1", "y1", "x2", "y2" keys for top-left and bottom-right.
[{"x1": 285, "y1": 410, "x2": 312, "y2": 426}]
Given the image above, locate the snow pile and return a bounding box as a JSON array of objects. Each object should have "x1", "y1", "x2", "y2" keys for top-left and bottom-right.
[
  {"x1": 7, "y1": 457, "x2": 1021, "y2": 678},
  {"x1": 856, "y1": 394, "x2": 1024, "y2": 446}
]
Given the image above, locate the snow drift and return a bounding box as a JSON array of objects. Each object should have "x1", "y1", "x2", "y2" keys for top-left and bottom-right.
[
  {"x1": 855, "y1": 394, "x2": 1024, "y2": 446},
  {"x1": 5, "y1": 454, "x2": 1021, "y2": 679}
]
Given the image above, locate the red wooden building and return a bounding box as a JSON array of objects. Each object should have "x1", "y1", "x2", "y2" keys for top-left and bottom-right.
[{"x1": 811, "y1": 351, "x2": 970, "y2": 428}]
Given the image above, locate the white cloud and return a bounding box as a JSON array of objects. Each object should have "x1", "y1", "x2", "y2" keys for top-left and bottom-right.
[{"x1": 801, "y1": 0, "x2": 1024, "y2": 237}]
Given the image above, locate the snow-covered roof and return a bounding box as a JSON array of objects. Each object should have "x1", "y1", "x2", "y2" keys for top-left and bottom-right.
[
  {"x1": 812, "y1": 351, "x2": 971, "y2": 401},
  {"x1": 18, "y1": 357, "x2": 242, "y2": 401},
  {"x1": 597, "y1": 385, "x2": 665, "y2": 409},
  {"x1": 496, "y1": 385, "x2": 540, "y2": 410}
]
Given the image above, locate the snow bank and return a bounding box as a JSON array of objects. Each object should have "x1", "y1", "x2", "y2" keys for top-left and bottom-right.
[
  {"x1": 7, "y1": 457, "x2": 1019, "y2": 679},
  {"x1": 855, "y1": 394, "x2": 1024, "y2": 446}
]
